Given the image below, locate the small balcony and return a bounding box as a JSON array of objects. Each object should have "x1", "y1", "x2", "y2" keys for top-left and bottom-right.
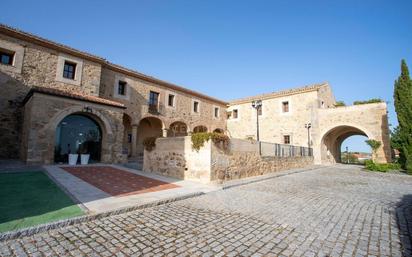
[{"x1": 147, "y1": 103, "x2": 165, "y2": 115}]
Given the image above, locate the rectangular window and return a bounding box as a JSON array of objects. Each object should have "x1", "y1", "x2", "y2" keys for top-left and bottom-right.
[
  {"x1": 63, "y1": 61, "x2": 76, "y2": 80},
  {"x1": 214, "y1": 107, "x2": 220, "y2": 118},
  {"x1": 168, "y1": 94, "x2": 175, "y2": 107},
  {"x1": 149, "y1": 91, "x2": 159, "y2": 106},
  {"x1": 0, "y1": 50, "x2": 14, "y2": 65},
  {"x1": 193, "y1": 101, "x2": 199, "y2": 113},
  {"x1": 118, "y1": 81, "x2": 127, "y2": 95},
  {"x1": 232, "y1": 109, "x2": 238, "y2": 119},
  {"x1": 284, "y1": 135, "x2": 290, "y2": 144},
  {"x1": 282, "y1": 101, "x2": 289, "y2": 113}
]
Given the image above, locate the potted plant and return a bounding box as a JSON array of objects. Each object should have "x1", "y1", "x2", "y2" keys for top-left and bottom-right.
[
  {"x1": 68, "y1": 144, "x2": 78, "y2": 165},
  {"x1": 79, "y1": 143, "x2": 90, "y2": 165}
]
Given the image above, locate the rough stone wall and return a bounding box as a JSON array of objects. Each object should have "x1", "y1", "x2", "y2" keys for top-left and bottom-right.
[
  {"x1": 211, "y1": 142, "x2": 314, "y2": 182},
  {"x1": 143, "y1": 137, "x2": 314, "y2": 183},
  {"x1": 22, "y1": 93, "x2": 125, "y2": 164},
  {"x1": 0, "y1": 34, "x2": 102, "y2": 95},
  {"x1": 100, "y1": 67, "x2": 227, "y2": 131},
  {"x1": 0, "y1": 33, "x2": 101, "y2": 159},
  {"x1": 143, "y1": 137, "x2": 211, "y2": 182}
]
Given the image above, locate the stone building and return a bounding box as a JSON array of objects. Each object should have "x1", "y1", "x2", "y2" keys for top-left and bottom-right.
[
  {"x1": 0, "y1": 24, "x2": 226, "y2": 164},
  {"x1": 0, "y1": 24, "x2": 392, "y2": 165},
  {"x1": 227, "y1": 83, "x2": 392, "y2": 164}
]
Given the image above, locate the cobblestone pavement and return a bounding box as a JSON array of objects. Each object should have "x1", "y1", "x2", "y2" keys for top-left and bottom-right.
[{"x1": 1, "y1": 165, "x2": 412, "y2": 257}]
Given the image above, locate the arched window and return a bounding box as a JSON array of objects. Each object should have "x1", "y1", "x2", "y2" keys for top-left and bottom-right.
[
  {"x1": 193, "y1": 125, "x2": 208, "y2": 133},
  {"x1": 168, "y1": 122, "x2": 188, "y2": 137}
]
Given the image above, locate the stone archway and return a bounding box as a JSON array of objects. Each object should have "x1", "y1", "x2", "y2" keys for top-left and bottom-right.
[
  {"x1": 54, "y1": 113, "x2": 103, "y2": 163},
  {"x1": 193, "y1": 125, "x2": 208, "y2": 133},
  {"x1": 45, "y1": 107, "x2": 115, "y2": 164},
  {"x1": 136, "y1": 117, "x2": 164, "y2": 155},
  {"x1": 213, "y1": 128, "x2": 224, "y2": 134},
  {"x1": 168, "y1": 121, "x2": 188, "y2": 137},
  {"x1": 320, "y1": 125, "x2": 371, "y2": 164}
]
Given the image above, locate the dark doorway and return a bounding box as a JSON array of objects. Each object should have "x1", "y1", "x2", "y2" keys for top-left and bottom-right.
[{"x1": 54, "y1": 114, "x2": 102, "y2": 163}]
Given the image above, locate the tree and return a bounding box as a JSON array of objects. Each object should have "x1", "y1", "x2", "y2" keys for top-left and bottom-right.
[
  {"x1": 390, "y1": 126, "x2": 406, "y2": 164},
  {"x1": 365, "y1": 139, "x2": 382, "y2": 161},
  {"x1": 334, "y1": 101, "x2": 346, "y2": 107},
  {"x1": 393, "y1": 59, "x2": 412, "y2": 172}
]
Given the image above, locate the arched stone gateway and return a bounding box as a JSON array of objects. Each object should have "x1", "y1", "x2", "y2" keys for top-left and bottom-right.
[
  {"x1": 320, "y1": 125, "x2": 369, "y2": 164},
  {"x1": 46, "y1": 107, "x2": 117, "y2": 164},
  {"x1": 136, "y1": 117, "x2": 164, "y2": 155},
  {"x1": 314, "y1": 103, "x2": 392, "y2": 164},
  {"x1": 54, "y1": 114, "x2": 103, "y2": 163}
]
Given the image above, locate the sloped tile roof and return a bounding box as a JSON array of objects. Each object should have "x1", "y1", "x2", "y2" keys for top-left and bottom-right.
[
  {"x1": 0, "y1": 23, "x2": 227, "y2": 106},
  {"x1": 24, "y1": 86, "x2": 126, "y2": 108},
  {"x1": 229, "y1": 82, "x2": 329, "y2": 105}
]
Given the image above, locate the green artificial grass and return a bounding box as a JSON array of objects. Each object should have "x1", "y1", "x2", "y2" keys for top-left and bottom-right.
[{"x1": 0, "y1": 171, "x2": 84, "y2": 233}]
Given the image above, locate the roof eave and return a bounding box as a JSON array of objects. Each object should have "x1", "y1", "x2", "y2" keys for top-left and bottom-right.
[{"x1": 0, "y1": 24, "x2": 228, "y2": 106}]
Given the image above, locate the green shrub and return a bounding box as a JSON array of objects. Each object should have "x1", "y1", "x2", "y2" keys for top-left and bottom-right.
[
  {"x1": 142, "y1": 137, "x2": 157, "y2": 151},
  {"x1": 334, "y1": 101, "x2": 346, "y2": 107},
  {"x1": 191, "y1": 132, "x2": 230, "y2": 152},
  {"x1": 191, "y1": 132, "x2": 211, "y2": 151},
  {"x1": 353, "y1": 98, "x2": 384, "y2": 105},
  {"x1": 364, "y1": 160, "x2": 401, "y2": 172}
]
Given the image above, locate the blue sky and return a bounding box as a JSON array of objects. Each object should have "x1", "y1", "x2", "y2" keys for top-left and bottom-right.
[{"x1": 2, "y1": 0, "x2": 411, "y2": 152}]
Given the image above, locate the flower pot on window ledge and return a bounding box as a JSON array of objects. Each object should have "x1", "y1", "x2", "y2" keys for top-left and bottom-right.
[{"x1": 68, "y1": 154, "x2": 78, "y2": 165}]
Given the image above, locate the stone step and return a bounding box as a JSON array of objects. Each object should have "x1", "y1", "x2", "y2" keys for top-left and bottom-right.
[{"x1": 123, "y1": 162, "x2": 143, "y2": 170}]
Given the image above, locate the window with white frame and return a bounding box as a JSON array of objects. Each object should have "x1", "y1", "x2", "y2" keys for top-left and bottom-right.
[
  {"x1": 0, "y1": 50, "x2": 14, "y2": 65},
  {"x1": 63, "y1": 61, "x2": 76, "y2": 80},
  {"x1": 214, "y1": 107, "x2": 220, "y2": 118},
  {"x1": 193, "y1": 101, "x2": 199, "y2": 113},
  {"x1": 284, "y1": 135, "x2": 291, "y2": 144},
  {"x1": 282, "y1": 101, "x2": 289, "y2": 113},
  {"x1": 117, "y1": 81, "x2": 127, "y2": 96},
  {"x1": 168, "y1": 94, "x2": 175, "y2": 107},
  {"x1": 0, "y1": 40, "x2": 24, "y2": 74},
  {"x1": 232, "y1": 109, "x2": 239, "y2": 119},
  {"x1": 55, "y1": 54, "x2": 83, "y2": 86}
]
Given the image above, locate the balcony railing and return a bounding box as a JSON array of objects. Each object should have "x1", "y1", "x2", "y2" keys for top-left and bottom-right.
[{"x1": 146, "y1": 103, "x2": 165, "y2": 115}]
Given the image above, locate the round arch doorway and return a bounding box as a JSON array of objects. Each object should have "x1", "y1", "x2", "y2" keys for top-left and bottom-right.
[{"x1": 54, "y1": 114, "x2": 102, "y2": 163}]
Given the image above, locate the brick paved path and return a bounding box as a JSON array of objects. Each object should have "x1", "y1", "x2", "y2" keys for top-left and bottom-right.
[{"x1": 1, "y1": 166, "x2": 412, "y2": 257}]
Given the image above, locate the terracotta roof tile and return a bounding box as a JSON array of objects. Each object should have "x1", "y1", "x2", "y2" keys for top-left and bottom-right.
[{"x1": 24, "y1": 86, "x2": 126, "y2": 108}]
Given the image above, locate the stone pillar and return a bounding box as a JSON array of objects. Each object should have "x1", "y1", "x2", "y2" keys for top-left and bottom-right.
[
  {"x1": 131, "y1": 124, "x2": 138, "y2": 157},
  {"x1": 162, "y1": 128, "x2": 168, "y2": 137}
]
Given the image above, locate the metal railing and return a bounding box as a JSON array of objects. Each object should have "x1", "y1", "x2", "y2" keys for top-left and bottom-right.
[
  {"x1": 146, "y1": 103, "x2": 165, "y2": 115},
  {"x1": 260, "y1": 141, "x2": 312, "y2": 157}
]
